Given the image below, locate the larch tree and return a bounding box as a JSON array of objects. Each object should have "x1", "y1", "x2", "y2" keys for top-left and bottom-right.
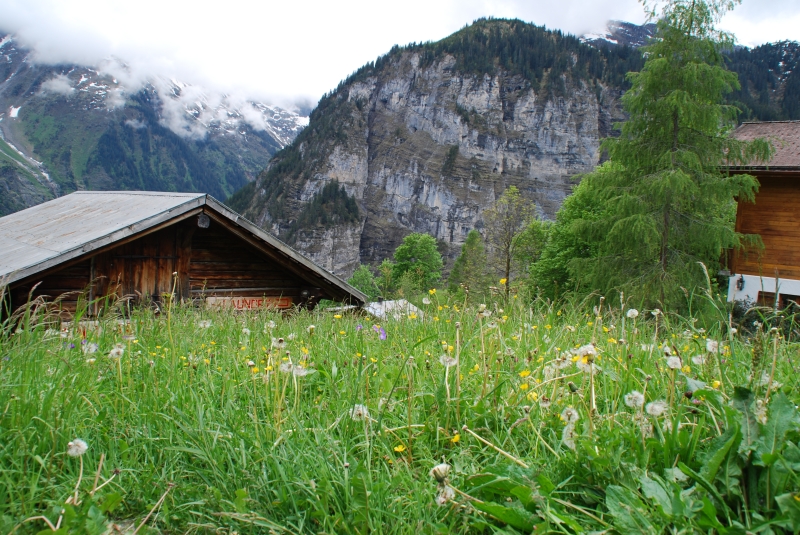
[
  {"x1": 483, "y1": 186, "x2": 535, "y2": 298},
  {"x1": 573, "y1": 0, "x2": 772, "y2": 307}
]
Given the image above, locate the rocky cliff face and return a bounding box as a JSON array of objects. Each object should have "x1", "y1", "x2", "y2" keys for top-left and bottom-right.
[{"x1": 236, "y1": 21, "x2": 627, "y2": 277}]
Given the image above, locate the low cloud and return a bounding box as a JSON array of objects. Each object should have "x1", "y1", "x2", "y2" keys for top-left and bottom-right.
[{"x1": 40, "y1": 74, "x2": 74, "y2": 96}]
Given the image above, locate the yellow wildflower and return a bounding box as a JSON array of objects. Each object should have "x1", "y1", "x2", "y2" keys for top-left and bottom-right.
[
  {"x1": 520, "y1": 383, "x2": 529, "y2": 391},
  {"x1": 451, "y1": 434, "x2": 460, "y2": 443},
  {"x1": 519, "y1": 370, "x2": 531, "y2": 378},
  {"x1": 500, "y1": 278, "x2": 507, "y2": 285},
  {"x1": 394, "y1": 444, "x2": 407, "y2": 453},
  {"x1": 429, "y1": 289, "x2": 436, "y2": 295},
  {"x1": 527, "y1": 391, "x2": 539, "y2": 401}
]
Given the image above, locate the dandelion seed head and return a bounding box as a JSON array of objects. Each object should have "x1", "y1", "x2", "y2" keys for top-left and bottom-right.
[
  {"x1": 67, "y1": 438, "x2": 88, "y2": 457},
  {"x1": 626, "y1": 309, "x2": 639, "y2": 319},
  {"x1": 560, "y1": 407, "x2": 579, "y2": 423},
  {"x1": 435, "y1": 485, "x2": 455, "y2": 506},
  {"x1": 429, "y1": 463, "x2": 451, "y2": 483},
  {"x1": 666, "y1": 356, "x2": 682, "y2": 369},
  {"x1": 108, "y1": 343, "x2": 124, "y2": 360},
  {"x1": 624, "y1": 390, "x2": 645, "y2": 409},
  {"x1": 438, "y1": 355, "x2": 458, "y2": 368},
  {"x1": 349, "y1": 404, "x2": 370, "y2": 421},
  {"x1": 706, "y1": 339, "x2": 719, "y2": 353},
  {"x1": 645, "y1": 400, "x2": 668, "y2": 417},
  {"x1": 198, "y1": 320, "x2": 212, "y2": 329}
]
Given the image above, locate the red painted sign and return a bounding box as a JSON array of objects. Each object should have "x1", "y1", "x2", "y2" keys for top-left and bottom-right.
[{"x1": 206, "y1": 296, "x2": 293, "y2": 310}]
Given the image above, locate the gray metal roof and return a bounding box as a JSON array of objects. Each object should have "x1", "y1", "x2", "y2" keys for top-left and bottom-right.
[{"x1": 0, "y1": 191, "x2": 367, "y2": 304}]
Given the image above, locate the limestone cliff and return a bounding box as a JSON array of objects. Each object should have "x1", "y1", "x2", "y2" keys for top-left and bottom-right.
[{"x1": 233, "y1": 19, "x2": 635, "y2": 277}]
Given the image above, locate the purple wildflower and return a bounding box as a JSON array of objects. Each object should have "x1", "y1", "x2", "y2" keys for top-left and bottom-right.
[
  {"x1": 69, "y1": 343, "x2": 76, "y2": 349},
  {"x1": 357, "y1": 324, "x2": 363, "y2": 331},
  {"x1": 380, "y1": 328, "x2": 387, "y2": 340}
]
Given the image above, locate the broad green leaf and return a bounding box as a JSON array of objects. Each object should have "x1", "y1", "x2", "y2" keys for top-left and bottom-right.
[
  {"x1": 640, "y1": 474, "x2": 673, "y2": 518},
  {"x1": 100, "y1": 492, "x2": 123, "y2": 513},
  {"x1": 732, "y1": 387, "x2": 758, "y2": 457},
  {"x1": 700, "y1": 423, "x2": 740, "y2": 484},
  {"x1": 605, "y1": 485, "x2": 655, "y2": 534},
  {"x1": 755, "y1": 393, "x2": 800, "y2": 466},
  {"x1": 471, "y1": 500, "x2": 537, "y2": 531},
  {"x1": 234, "y1": 488, "x2": 248, "y2": 513},
  {"x1": 678, "y1": 462, "x2": 732, "y2": 515},
  {"x1": 775, "y1": 493, "x2": 800, "y2": 531},
  {"x1": 536, "y1": 474, "x2": 556, "y2": 496}
]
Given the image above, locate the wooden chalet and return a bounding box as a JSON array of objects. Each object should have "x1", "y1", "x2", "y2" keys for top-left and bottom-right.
[
  {"x1": 0, "y1": 191, "x2": 367, "y2": 316},
  {"x1": 727, "y1": 121, "x2": 800, "y2": 306}
]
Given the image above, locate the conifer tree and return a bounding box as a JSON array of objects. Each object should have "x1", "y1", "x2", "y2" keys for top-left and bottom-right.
[
  {"x1": 449, "y1": 230, "x2": 491, "y2": 299},
  {"x1": 573, "y1": 0, "x2": 771, "y2": 307}
]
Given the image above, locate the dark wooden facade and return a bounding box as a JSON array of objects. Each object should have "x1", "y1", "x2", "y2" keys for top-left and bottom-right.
[
  {"x1": 731, "y1": 171, "x2": 800, "y2": 281},
  {"x1": 4, "y1": 194, "x2": 365, "y2": 316}
]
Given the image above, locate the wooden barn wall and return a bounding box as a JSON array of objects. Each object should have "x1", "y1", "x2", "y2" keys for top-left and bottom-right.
[
  {"x1": 733, "y1": 174, "x2": 800, "y2": 280},
  {"x1": 9, "y1": 216, "x2": 315, "y2": 315},
  {"x1": 188, "y1": 221, "x2": 306, "y2": 306}
]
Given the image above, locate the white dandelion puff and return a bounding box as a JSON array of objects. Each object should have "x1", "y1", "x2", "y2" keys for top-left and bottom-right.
[
  {"x1": 422, "y1": 297, "x2": 431, "y2": 305},
  {"x1": 279, "y1": 361, "x2": 294, "y2": 373},
  {"x1": 435, "y1": 485, "x2": 456, "y2": 506},
  {"x1": 560, "y1": 407, "x2": 579, "y2": 423},
  {"x1": 108, "y1": 343, "x2": 124, "y2": 360},
  {"x1": 82, "y1": 343, "x2": 98, "y2": 355},
  {"x1": 666, "y1": 356, "x2": 682, "y2": 370},
  {"x1": 292, "y1": 365, "x2": 315, "y2": 377},
  {"x1": 197, "y1": 320, "x2": 212, "y2": 329},
  {"x1": 306, "y1": 325, "x2": 316, "y2": 334},
  {"x1": 706, "y1": 339, "x2": 719, "y2": 353},
  {"x1": 624, "y1": 390, "x2": 645, "y2": 409},
  {"x1": 691, "y1": 354, "x2": 707, "y2": 366},
  {"x1": 645, "y1": 400, "x2": 668, "y2": 417},
  {"x1": 67, "y1": 438, "x2": 88, "y2": 457},
  {"x1": 626, "y1": 309, "x2": 639, "y2": 319},
  {"x1": 439, "y1": 355, "x2": 458, "y2": 368},
  {"x1": 242, "y1": 327, "x2": 251, "y2": 336},
  {"x1": 349, "y1": 404, "x2": 371, "y2": 421},
  {"x1": 429, "y1": 463, "x2": 451, "y2": 483},
  {"x1": 561, "y1": 423, "x2": 577, "y2": 450}
]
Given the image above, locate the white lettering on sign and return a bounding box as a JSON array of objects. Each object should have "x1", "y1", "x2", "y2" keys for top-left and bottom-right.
[{"x1": 206, "y1": 296, "x2": 293, "y2": 310}]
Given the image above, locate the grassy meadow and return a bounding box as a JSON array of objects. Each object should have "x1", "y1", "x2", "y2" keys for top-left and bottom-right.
[{"x1": 1, "y1": 292, "x2": 799, "y2": 534}]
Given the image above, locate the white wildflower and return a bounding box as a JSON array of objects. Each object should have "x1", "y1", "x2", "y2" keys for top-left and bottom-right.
[
  {"x1": 576, "y1": 358, "x2": 600, "y2": 375},
  {"x1": 756, "y1": 372, "x2": 782, "y2": 389},
  {"x1": 266, "y1": 320, "x2": 277, "y2": 330},
  {"x1": 691, "y1": 354, "x2": 707, "y2": 366},
  {"x1": 307, "y1": 325, "x2": 316, "y2": 334},
  {"x1": 539, "y1": 396, "x2": 552, "y2": 409},
  {"x1": 575, "y1": 344, "x2": 597, "y2": 357},
  {"x1": 662, "y1": 344, "x2": 672, "y2": 356},
  {"x1": 279, "y1": 361, "x2": 294, "y2": 373},
  {"x1": 247, "y1": 360, "x2": 256, "y2": 368},
  {"x1": 435, "y1": 485, "x2": 455, "y2": 506},
  {"x1": 560, "y1": 407, "x2": 579, "y2": 424},
  {"x1": 565, "y1": 325, "x2": 576, "y2": 332},
  {"x1": 429, "y1": 463, "x2": 451, "y2": 483},
  {"x1": 486, "y1": 321, "x2": 498, "y2": 329},
  {"x1": 478, "y1": 304, "x2": 487, "y2": 312},
  {"x1": 422, "y1": 297, "x2": 431, "y2": 305},
  {"x1": 561, "y1": 423, "x2": 577, "y2": 450},
  {"x1": 82, "y1": 343, "x2": 98, "y2": 355},
  {"x1": 641, "y1": 343, "x2": 654, "y2": 352},
  {"x1": 645, "y1": 400, "x2": 668, "y2": 417},
  {"x1": 108, "y1": 343, "x2": 124, "y2": 360},
  {"x1": 666, "y1": 356, "x2": 682, "y2": 370},
  {"x1": 349, "y1": 404, "x2": 371, "y2": 421},
  {"x1": 754, "y1": 400, "x2": 767, "y2": 425},
  {"x1": 272, "y1": 337, "x2": 286, "y2": 349},
  {"x1": 439, "y1": 355, "x2": 458, "y2": 368},
  {"x1": 67, "y1": 438, "x2": 88, "y2": 457},
  {"x1": 626, "y1": 308, "x2": 639, "y2": 319},
  {"x1": 287, "y1": 333, "x2": 297, "y2": 341},
  {"x1": 640, "y1": 420, "x2": 654, "y2": 438},
  {"x1": 292, "y1": 365, "x2": 314, "y2": 377},
  {"x1": 624, "y1": 390, "x2": 645, "y2": 409},
  {"x1": 706, "y1": 339, "x2": 719, "y2": 353},
  {"x1": 730, "y1": 327, "x2": 738, "y2": 334},
  {"x1": 651, "y1": 308, "x2": 661, "y2": 316},
  {"x1": 85, "y1": 358, "x2": 96, "y2": 365},
  {"x1": 242, "y1": 327, "x2": 251, "y2": 336},
  {"x1": 197, "y1": 320, "x2": 212, "y2": 329}
]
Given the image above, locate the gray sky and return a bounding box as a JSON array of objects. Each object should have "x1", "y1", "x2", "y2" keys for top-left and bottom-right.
[{"x1": 1, "y1": 0, "x2": 797, "y2": 109}]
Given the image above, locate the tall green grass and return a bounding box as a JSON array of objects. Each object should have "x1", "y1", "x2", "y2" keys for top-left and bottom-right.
[{"x1": 0, "y1": 292, "x2": 797, "y2": 533}]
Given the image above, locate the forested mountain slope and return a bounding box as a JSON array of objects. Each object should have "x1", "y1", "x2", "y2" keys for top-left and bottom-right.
[
  {"x1": 231, "y1": 18, "x2": 800, "y2": 278},
  {"x1": 0, "y1": 34, "x2": 308, "y2": 216}
]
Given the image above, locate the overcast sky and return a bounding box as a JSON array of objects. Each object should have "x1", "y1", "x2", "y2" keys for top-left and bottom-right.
[{"x1": 1, "y1": 0, "x2": 798, "y2": 110}]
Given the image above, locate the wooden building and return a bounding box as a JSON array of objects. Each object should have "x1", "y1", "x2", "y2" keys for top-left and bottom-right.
[
  {"x1": 727, "y1": 121, "x2": 800, "y2": 306},
  {"x1": 0, "y1": 191, "x2": 367, "y2": 315}
]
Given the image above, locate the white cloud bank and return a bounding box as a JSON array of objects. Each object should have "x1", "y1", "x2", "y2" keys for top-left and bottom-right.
[{"x1": 0, "y1": 0, "x2": 797, "y2": 107}]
